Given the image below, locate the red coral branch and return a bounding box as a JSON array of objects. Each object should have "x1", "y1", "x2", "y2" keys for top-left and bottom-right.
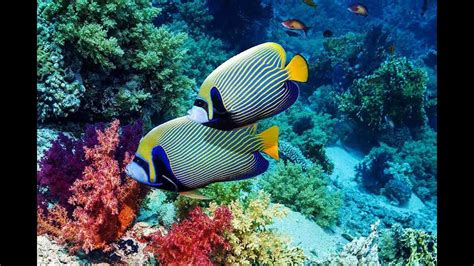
[{"x1": 144, "y1": 206, "x2": 233, "y2": 265}]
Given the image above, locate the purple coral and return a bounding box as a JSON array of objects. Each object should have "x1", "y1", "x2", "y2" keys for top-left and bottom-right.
[
  {"x1": 37, "y1": 133, "x2": 86, "y2": 213},
  {"x1": 116, "y1": 120, "x2": 143, "y2": 172},
  {"x1": 37, "y1": 120, "x2": 143, "y2": 214}
]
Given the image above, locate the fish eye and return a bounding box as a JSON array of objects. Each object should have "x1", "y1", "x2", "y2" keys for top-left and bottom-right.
[{"x1": 194, "y1": 99, "x2": 207, "y2": 108}]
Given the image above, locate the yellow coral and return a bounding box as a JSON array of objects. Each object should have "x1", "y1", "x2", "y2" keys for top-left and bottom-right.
[{"x1": 209, "y1": 191, "x2": 306, "y2": 265}]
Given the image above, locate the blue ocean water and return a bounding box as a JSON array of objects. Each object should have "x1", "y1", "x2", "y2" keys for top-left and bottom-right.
[{"x1": 37, "y1": 0, "x2": 437, "y2": 264}]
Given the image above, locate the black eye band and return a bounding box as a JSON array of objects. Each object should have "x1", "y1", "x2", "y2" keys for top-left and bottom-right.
[
  {"x1": 194, "y1": 99, "x2": 208, "y2": 110},
  {"x1": 133, "y1": 156, "x2": 149, "y2": 178}
]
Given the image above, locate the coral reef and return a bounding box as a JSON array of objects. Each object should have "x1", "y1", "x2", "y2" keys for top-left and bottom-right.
[
  {"x1": 35, "y1": 0, "x2": 438, "y2": 264},
  {"x1": 212, "y1": 191, "x2": 306, "y2": 265},
  {"x1": 38, "y1": 204, "x2": 71, "y2": 239},
  {"x1": 307, "y1": 25, "x2": 392, "y2": 95},
  {"x1": 37, "y1": 3, "x2": 85, "y2": 122},
  {"x1": 37, "y1": 120, "x2": 146, "y2": 254},
  {"x1": 339, "y1": 185, "x2": 437, "y2": 237},
  {"x1": 356, "y1": 127, "x2": 437, "y2": 203},
  {"x1": 37, "y1": 235, "x2": 79, "y2": 265},
  {"x1": 338, "y1": 57, "x2": 428, "y2": 145},
  {"x1": 381, "y1": 162, "x2": 414, "y2": 205},
  {"x1": 379, "y1": 223, "x2": 437, "y2": 265},
  {"x1": 260, "y1": 160, "x2": 342, "y2": 227},
  {"x1": 356, "y1": 145, "x2": 414, "y2": 205},
  {"x1": 37, "y1": 127, "x2": 60, "y2": 163},
  {"x1": 137, "y1": 190, "x2": 176, "y2": 228},
  {"x1": 37, "y1": 133, "x2": 87, "y2": 212},
  {"x1": 356, "y1": 144, "x2": 398, "y2": 195},
  {"x1": 262, "y1": 102, "x2": 336, "y2": 173},
  {"x1": 62, "y1": 120, "x2": 145, "y2": 253},
  {"x1": 173, "y1": 179, "x2": 253, "y2": 221},
  {"x1": 143, "y1": 206, "x2": 233, "y2": 265},
  {"x1": 37, "y1": 0, "x2": 195, "y2": 127},
  {"x1": 37, "y1": 120, "x2": 143, "y2": 213},
  {"x1": 155, "y1": 0, "x2": 232, "y2": 85},
  {"x1": 395, "y1": 128, "x2": 437, "y2": 201},
  {"x1": 314, "y1": 221, "x2": 381, "y2": 265}
]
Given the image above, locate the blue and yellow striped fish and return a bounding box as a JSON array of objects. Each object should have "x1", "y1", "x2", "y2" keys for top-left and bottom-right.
[
  {"x1": 188, "y1": 42, "x2": 309, "y2": 130},
  {"x1": 125, "y1": 117, "x2": 279, "y2": 199}
]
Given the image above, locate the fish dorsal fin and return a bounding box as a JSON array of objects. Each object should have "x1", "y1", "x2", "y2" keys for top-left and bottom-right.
[
  {"x1": 179, "y1": 190, "x2": 211, "y2": 200},
  {"x1": 258, "y1": 126, "x2": 279, "y2": 160},
  {"x1": 285, "y1": 54, "x2": 309, "y2": 82}
]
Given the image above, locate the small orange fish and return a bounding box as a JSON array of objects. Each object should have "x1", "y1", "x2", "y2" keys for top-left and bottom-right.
[
  {"x1": 281, "y1": 19, "x2": 311, "y2": 36},
  {"x1": 348, "y1": 3, "x2": 368, "y2": 17}
]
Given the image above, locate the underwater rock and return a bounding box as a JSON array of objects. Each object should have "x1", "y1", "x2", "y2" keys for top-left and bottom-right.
[
  {"x1": 340, "y1": 186, "x2": 436, "y2": 236},
  {"x1": 110, "y1": 222, "x2": 165, "y2": 264},
  {"x1": 313, "y1": 221, "x2": 381, "y2": 265},
  {"x1": 37, "y1": 235, "x2": 79, "y2": 265}
]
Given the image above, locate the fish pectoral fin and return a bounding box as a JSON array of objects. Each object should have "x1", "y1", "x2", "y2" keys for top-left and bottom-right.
[
  {"x1": 285, "y1": 54, "x2": 309, "y2": 82},
  {"x1": 258, "y1": 126, "x2": 279, "y2": 160},
  {"x1": 179, "y1": 190, "x2": 211, "y2": 200}
]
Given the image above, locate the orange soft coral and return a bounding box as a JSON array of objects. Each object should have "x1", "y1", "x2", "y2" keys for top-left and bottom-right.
[
  {"x1": 62, "y1": 120, "x2": 145, "y2": 253},
  {"x1": 37, "y1": 205, "x2": 70, "y2": 239}
]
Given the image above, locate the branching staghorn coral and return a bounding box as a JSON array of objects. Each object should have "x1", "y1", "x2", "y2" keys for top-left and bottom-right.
[{"x1": 212, "y1": 191, "x2": 306, "y2": 265}]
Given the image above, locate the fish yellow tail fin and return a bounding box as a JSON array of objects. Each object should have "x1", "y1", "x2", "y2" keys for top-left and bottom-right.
[
  {"x1": 258, "y1": 126, "x2": 279, "y2": 160},
  {"x1": 285, "y1": 54, "x2": 309, "y2": 82}
]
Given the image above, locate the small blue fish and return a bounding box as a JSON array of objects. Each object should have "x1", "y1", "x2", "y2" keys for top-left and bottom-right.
[
  {"x1": 188, "y1": 42, "x2": 309, "y2": 130},
  {"x1": 125, "y1": 117, "x2": 279, "y2": 199}
]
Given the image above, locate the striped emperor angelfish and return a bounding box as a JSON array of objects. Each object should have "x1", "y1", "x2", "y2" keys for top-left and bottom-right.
[
  {"x1": 188, "y1": 42, "x2": 309, "y2": 130},
  {"x1": 125, "y1": 116, "x2": 279, "y2": 199}
]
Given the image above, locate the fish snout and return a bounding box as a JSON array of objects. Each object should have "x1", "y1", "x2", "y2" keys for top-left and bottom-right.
[
  {"x1": 187, "y1": 106, "x2": 210, "y2": 123},
  {"x1": 125, "y1": 162, "x2": 148, "y2": 184}
]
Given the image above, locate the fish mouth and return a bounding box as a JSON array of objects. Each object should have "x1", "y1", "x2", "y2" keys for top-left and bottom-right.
[
  {"x1": 125, "y1": 164, "x2": 132, "y2": 177},
  {"x1": 187, "y1": 106, "x2": 209, "y2": 123}
]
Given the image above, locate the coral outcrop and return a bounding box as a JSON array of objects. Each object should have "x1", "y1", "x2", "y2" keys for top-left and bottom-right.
[
  {"x1": 213, "y1": 191, "x2": 306, "y2": 265},
  {"x1": 143, "y1": 206, "x2": 233, "y2": 265},
  {"x1": 260, "y1": 161, "x2": 342, "y2": 227}
]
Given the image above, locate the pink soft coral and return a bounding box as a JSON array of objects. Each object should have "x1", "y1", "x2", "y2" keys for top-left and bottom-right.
[
  {"x1": 62, "y1": 120, "x2": 145, "y2": 253},
  {"x1": 144, "y1": 206, "x2": 233, "y2": 265}
]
